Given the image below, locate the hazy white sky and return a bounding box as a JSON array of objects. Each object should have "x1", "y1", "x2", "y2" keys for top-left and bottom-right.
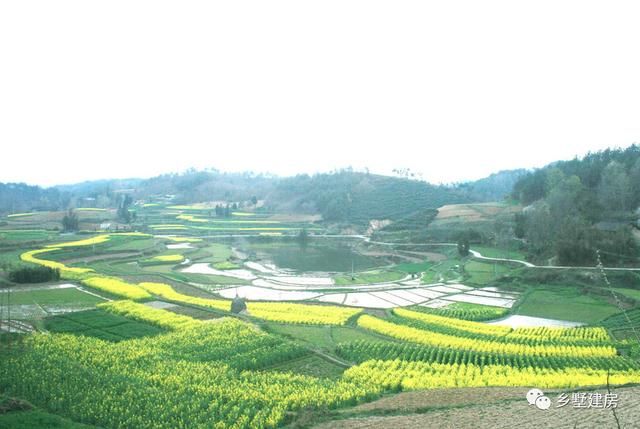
[{"x1": 2, "y1": 1, "x2": 640, "y2": 187}]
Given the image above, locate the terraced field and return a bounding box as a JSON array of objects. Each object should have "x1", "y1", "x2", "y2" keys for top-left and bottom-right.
[{"x1": 1, "y1": 204, "x2": 639, "y2": 428}]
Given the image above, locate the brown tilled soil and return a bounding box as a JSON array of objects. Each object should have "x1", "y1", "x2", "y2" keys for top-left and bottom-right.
[
  {"x1": 348, "y1": 387, "x2": 527, "y2": 413},
  {"x1": 313, "y1": 386, "x2": 640, "y2": 429},
  {"x1": 435, "y1": 205, "x2": 484, "y2": 221},
  {"x1": 434, "y1": 203, "x2": 520, "y2": 224}
]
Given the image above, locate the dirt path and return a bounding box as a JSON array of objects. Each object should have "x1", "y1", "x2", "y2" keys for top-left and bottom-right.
[
  {"x1": 310, "y1": 349, "x2": 352, "y2": 368},
  {"x1": 313, "y1": 385, "x2": 640, "y2": 429},
  {"x1": 364, "y1": 238, "x2": 640, "y2": 271},
  {"x1": 153, "y1": 232, "x2": 640, "y2": 273},
  {"x1": 468, "y1": 249, "x2": 535, "y2": 267}
]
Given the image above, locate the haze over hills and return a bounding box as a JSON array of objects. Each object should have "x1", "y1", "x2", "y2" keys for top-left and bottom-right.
[
  {"x1": 2, "y1": 145, "x2": 640, "y2": 269},
  {"x1": 0, "y1": 168, "x2": 524, "y2": 220},
  {"x1": 3, "y1": 144, "x2": 639, "y2": 224}
]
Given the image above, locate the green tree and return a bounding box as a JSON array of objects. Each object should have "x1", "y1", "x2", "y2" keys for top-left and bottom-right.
[
  {"x1": 117, "y1": 195, "x2": 133, "y2": 223},
  {"x1": 62, "y1": 209, "x2": 79, "y2": 232},
  {"x1": 514, "y1": 213, "x2": 526, "y2": 239},
  {"x1": 523, "y1": 204, "x2": 554, "y2": 257},
  {"x1": 457, "y1": 232, "x2": 470, "y2": 257},
  {"x1": 555, "y1": 216, "x2": 595, "y2": 265},
  {"x1": 598, "y1": 161, "x2": 631, "y2": 212},
  {"x1": 231, "y1": 297, "x2": 247, "y2": 314},
  {"x1": 547, "y1": 174, "x2": 584, "y2": 223},
  {"x1": 629, "y1": 158, "x2": 640, "y2": 208},
  {"x1": 297, "y1": 228, "x2": 310, "y2": 248}
]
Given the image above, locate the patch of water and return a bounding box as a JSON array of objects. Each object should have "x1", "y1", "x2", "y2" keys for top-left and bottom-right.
[
  {"x1": 1, "y1": 320, "x2": 34, "y2": 333},
  {"x1": 444, "y1": 283, "x2": 474, "y2": 291},
  {"x1": 385, "y1": 289, "x2": 431, "y2": 304},
  {"x1": 370, "y1": 291, "x2": 416, "y2": 306},
  {"x1": 0, "y1": 283, "x2": 77, "y2": 293},
  {"x1": 443, "y1": 293, "x2": 515, "y2": 308},
  {"x1": 404, "y1": 288, "x2": 445, "y2": 300},
  {"x1": 427, "y1": 285, "x2": 466, "y2": 294},
  {"x1": 43, "y1": 304, "x2": 100, "y2": 314},
  {"x1": 145, "y1": 300, "x2": 179, "y2": 309},
  {"x1": 181, "y1": 263, "x2": 257, "y2": 280},
  {"x1": 7, "y1": 303, "x2": 95, "y2": 319},
  {"x1": 251, "y1": 278, "x2": 332, "y2": 291},
  {"x1": 232, "y1": 248, "x2": 248, "y2": 260},
  {"x1": 466, "y1": 290, "x2": 520, "y2": 300},
  {"x1": 418, "y1": 299, "x2": 453, "y2": 309},
  {"x1": 342, "y1": 292, "x2": 396, "y2": 308},
  {"x1": 479, "y1": 286, "x2": 522, "y2": 295},
  {"x1": 166, "y1": 243, "x2": 193, "y2": 250},
  {"x1": 264, "y1": 275, "x2": 334, "y2": 286},
  {"x1": 217, "y1": 285, "x2": 320, "y2": 301},
  {"x1": 237, "y1": 243, "x2": 382, "y2": 272},
  {"x1": 245, "y1": 261, "x2": 279, "y2": 274},
  {"x1": 315, "y1": 294, "x2": 346, "y2": 304},
  {"x1": 487, "y1": 314, "x2": 583, "y2": 328}
]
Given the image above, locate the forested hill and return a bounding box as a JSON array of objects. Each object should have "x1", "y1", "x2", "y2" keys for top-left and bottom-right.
[
  {"x1": 0, "y1": 183, "x2": 66, "y2": 213},
  {"x1": 511, "y1": 145, "x2": 640, "y2": 266},
  {"x1": 456, "y1": 169, "x2": 527, "y2": 202},
  {"x1": 512, "y1": 145, "x2": 640, "y2": 207},
  {"x1": 266, "y1": 171, "x2": 473, "y2": 223},
  {"x1": 1, "y1": 169, "x2": 519, "y2": 225}
]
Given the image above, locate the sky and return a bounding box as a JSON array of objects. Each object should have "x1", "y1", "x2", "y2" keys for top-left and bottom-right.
[{"x1": 1, "y1": 1, "x2": 640, "y2": 187}]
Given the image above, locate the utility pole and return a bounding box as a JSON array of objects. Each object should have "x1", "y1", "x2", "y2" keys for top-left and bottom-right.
[
  {"x1": 0, "y1": 285, "x2": 4, "y2": 347},
  {"x1": 7, "y1": 283, "x2": 10, "y2": 350},
  {"x1": 597, "y1": 249, "x2": 640, "y2": 346}
]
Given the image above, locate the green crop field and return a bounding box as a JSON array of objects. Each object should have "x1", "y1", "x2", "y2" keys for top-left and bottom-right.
[
  {"x1": 6, "y1": 287, "x2": 104, "y2": 306},
  {"x1": 516, "y1": 286, "x2": 621, "y2": 324},
  {"x1": 410, "y1": 302, "x2": 508, "y2": 321},
  {"x1": 44, "y1": 309, "x2": 166, "y2": 341},
  {"x1": 188, "y1": 243, "x2": 233, "y2": 262},
  {"x1": 267, "y1": 354, "x2": 345, "y2": 379},
  {"x1": 612, "y1": 287, "x2": 640, "y2": 301},
  {"x1": 464, "y1": 260, "x2": 513, "y2": 285},
  {"x1": 1, "y1": 203, "x2": 639, "y2": 428},
  {"x1": 395, "y1": 260, "x2": 432, "y2": 274},
  {"x1": 0, "y1": 229, "x2": 54, "y2": 243},
  {"x1": 0, "y1": 249, "x2": 28, "y2": 266},
  {"x1": 265, "y1": 323, "x2": 337, "y2": 350},
  {"x1": 0, "y1": 400, "x2": 97, "y2": 429}
]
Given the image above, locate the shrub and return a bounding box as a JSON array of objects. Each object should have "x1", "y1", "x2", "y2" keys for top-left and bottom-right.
[{"x1": 9, "y1": 266, "x2": 60, "y2": 283}]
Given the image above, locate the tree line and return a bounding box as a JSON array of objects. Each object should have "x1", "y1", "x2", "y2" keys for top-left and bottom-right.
[{"x1": 512, "y1": 145, "x2": 640, "y2": 265}]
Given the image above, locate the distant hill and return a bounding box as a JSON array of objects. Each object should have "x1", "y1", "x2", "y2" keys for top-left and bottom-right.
[
  {"x1": 266, "y1": 171, "x2": 473, "y2": 224},
  {"x1": 0, "y1": 167, "x2": 526, "y2": 226},
  {"x1": 457, "y1": 169, "x2": 528, "y2": 202},
  {"x1": 0, "y1": 183, "x2": 66, "y2": 214}
]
